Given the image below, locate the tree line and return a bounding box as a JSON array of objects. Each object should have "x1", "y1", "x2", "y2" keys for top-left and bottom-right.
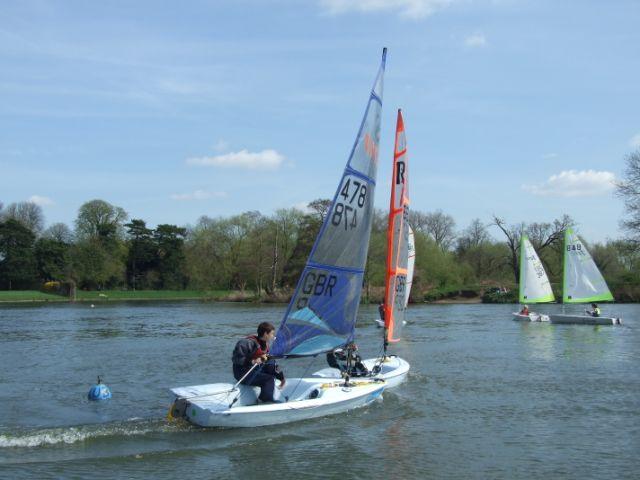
[{"x1": 1, "y1": 149, "x2": 639, "y2": 301}]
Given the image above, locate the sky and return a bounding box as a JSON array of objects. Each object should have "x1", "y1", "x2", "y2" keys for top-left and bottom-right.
[{"x1": 1, "y1": 0, "x2": 639, "y2": 243}]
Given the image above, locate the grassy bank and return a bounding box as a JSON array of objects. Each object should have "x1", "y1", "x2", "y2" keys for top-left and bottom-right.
[
  {"x1": 0, "y1": 290, "x2": 67, "y2": 302},
  {"x1": 0, "y1": 290, "x2": 231, "y2": 303}
]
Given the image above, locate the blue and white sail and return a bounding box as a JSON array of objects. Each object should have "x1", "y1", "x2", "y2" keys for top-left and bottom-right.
[{"x1": 270, "y1": 49, "x2": 386, "y2": 357}]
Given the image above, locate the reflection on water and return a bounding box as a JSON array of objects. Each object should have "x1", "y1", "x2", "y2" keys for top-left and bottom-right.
[
  {"x1": 518, "y1": 321, "x2": 556, "y2": 361},
  {"x1": 0, "y1": 301, "x2": 638, "y2": 479}
]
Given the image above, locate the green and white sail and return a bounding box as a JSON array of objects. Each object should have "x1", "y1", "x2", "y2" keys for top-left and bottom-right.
[
  {"x1": 562, "y1": 228, "x2": 613, "y2": 303},
  {"x1": 519, "y1": 234, "x2": 555, "y2": 303}
]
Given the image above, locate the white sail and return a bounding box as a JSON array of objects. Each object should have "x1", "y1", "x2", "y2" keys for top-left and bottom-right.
[
  {"x1": 405, "y1": 225, "x2": 415, "y2": 308},
  {"x1": 519, "y1": 235, "x2": 555, "y2": 303},
  {"x1": 562, "y1": 229, "x2": 613, "y2": 303}
]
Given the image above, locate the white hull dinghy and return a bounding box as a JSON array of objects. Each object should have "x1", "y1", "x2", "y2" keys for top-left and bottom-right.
[
  {"x1": 512, "y1": 312, "x2": 550, "y2": 322},
  {"x1": 170, "y1": 49, "x2": 389, "y2": 428},
  {"x1": 548, "y1": 313, "x2": 621, "y2": 326},
  {"x1": 170, "y1": 378, "x2": 385, "y2": 428}
]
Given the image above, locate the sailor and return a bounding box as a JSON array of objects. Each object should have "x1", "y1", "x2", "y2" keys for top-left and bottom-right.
[
  {"x1": 232, "y1": 322, "x2": 285, "y2": 403},
  {"x1": 586, "y1": 303, "x2": 601, "y2": 317},
  {"x1": 378, "y1": 303, "x2": 386, "y2": 323},
  {"x1": 520, "y1": 305, "x2": 529, "y2": 315},
  {"x1": 326, "y1": 343, "x2": 369, "y2": 377}
]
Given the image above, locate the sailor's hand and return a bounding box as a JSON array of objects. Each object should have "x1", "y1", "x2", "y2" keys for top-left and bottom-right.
[
  {"x1": 252, "y1": 357, "x2": 263, "y2": 365},
  {"x1": 278, "y1": 378, "x2": 286, "y2": 389}
]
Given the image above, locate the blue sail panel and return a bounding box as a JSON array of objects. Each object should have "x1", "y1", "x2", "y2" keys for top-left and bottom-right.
[
  {"x1": 271, "y1": 266, "x2": 363, "y2": 357},
  {"x1": 270, "y1": 48, "x2": 386, "y2": 358}
]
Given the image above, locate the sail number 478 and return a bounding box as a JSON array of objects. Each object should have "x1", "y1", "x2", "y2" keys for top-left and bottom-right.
[{"x1": 332, "y1": 179, "x2": 367, "y2": 230}]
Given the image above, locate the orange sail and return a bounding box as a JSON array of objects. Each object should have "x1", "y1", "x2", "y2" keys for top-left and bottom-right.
[{"x1": 383, "y1": 109, "x2": 410, "y2": 343}]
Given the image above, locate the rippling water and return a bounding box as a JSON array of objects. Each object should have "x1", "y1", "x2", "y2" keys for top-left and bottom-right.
[{"x1": 0, "y1": 301, "x2": 638, "y2": 479}]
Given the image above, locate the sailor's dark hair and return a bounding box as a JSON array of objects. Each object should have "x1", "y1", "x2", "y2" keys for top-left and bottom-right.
[
  {"x1": 592, "y1": 303, "x2": 598, "y2": 307},
  {"x1": 257, "y1": 322, "x2": 275, "y2": 338}
]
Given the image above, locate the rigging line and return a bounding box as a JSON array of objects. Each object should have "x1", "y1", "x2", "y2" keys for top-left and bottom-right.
[{"x1": 371, "y1": 341, "x2": 386, "y2": 375}]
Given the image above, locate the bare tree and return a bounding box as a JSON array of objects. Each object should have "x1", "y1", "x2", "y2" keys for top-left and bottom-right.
[
  {"x1": 456, "y1": 218, "x2": 489, "y2": 252},
  {"x1": 492, "y1": 214, "x2": 574, "y2": 283},
  {"x1": 43, "y1": 223, "x2": 74, "y2": 243},
  {"x1": 616, "y1": 149, "x2": 640, "y2": 246},
  {"x1": 3, "y1": 201, "x2": 44, "y2": 235},
  {"x1": 412, "y1": 209, "x2": 456, "y2": 251},
  {"x1": 492, "y1": 216, "x2": 522, "y2": 284},
  {"x1": 307, "y1": 199, "x2": 332, "y2": 222}
]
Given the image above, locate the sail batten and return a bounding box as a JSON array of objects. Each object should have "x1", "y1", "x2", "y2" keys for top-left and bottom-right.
[
  {"x1": 270, "y1": 49, "x2": 386, "y2": 358},
  {"x1": 562, "y1": 228, "x2": 613, "y2": 304},
  {"x1": 384, "y1": 109, "x2": 410, "y2": 343}
]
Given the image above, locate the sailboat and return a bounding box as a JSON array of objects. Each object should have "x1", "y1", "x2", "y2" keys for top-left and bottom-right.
[
  {"x1": 313, "y1": 109, "x2": 411, "y2": 389},
  {"x1": 169, "y1": 49, "x2": 389, "y2": 428},
  {"x1": 549, "y1": 228, "x2": 622, "y2": 325},
  {"x1": 512, "y1": 234, "x2": 554, "y2": 322},
  {"x1": 375, "y1": 224, "x2": 414, "y2": 328}
]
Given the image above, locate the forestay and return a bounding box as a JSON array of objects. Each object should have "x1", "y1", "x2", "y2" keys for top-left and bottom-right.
[
  {"x1": 562, "y1": 228, "x2": 614, "y2": 303},
  {"x1": 270, "y1": 49, "x2": 387, "y2": 357},
  {"x1": 383, "y1": 109, "x2": 410, "y2": 343},
  {"x1": 519, "y1": 235, "x2": 555, "y2": 303}
]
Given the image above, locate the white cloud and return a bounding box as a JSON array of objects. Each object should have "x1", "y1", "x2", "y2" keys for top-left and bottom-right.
[
  {"x1": 319, "y1": 0, "x2": 453, "y2": 19},
  {"x1": 170, "y1": 190, "x2": 227, "y2": 201},
  {"x1": 464, "y1": 34, "x2": 487, "y2": 48},
  {"x1": 293, "y1": 201, "x2": 313, "y2": 213},
  {"x1": 28, "y1": 195, "x2": 54, "y2": 206},
  {"x1": 522, "y1": 170, "x2": 616, "y2": 197},
  {"x1": 629, "y1": 133, "x2": 640, "y2": 149},
  {"x1": 186, "y1": 149, "x2": 285, "y2": 170}
]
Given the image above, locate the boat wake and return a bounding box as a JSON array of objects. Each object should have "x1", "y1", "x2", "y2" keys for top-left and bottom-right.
[{"x1": 0, "y1": 418, "x2": 187, "y2": 449}]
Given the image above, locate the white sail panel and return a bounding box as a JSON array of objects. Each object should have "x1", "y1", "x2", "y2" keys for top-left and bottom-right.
[
  {"x1": 519, "y1": 235, "x2": 555, "y2": 303},
  {"x1": 405, "y1": 225, "x2": 415, "y2": 308},
  {"x1": 562, "y1": 229, "x2": 614, "y2": 303}
]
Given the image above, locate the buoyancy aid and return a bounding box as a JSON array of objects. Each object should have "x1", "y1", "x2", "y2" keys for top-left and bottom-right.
[{"x1": 246, "y1": 335, "x2": 268, "y2": 360}]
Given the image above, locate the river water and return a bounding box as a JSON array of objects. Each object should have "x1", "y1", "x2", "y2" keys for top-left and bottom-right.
[{"x1": 0, "y1": 301, "x2": 638, "y2": 479}]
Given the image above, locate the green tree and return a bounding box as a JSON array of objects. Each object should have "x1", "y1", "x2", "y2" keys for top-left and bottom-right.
[
  {"x1": 72, "y1": 200, "x2": 127, "y2": 289},
  {"x1": 282, "y1": 213, "x2": 322, "y2": 288},
  {"x1": 125, "y1": 219, "x2": 156, "y2": 290},
  {"x1": 185, "y1": 215, "x2": 233, "y2": 290},
  {"x1": 0, "y1": 219, "x2": 38, "y2": 289},
  {"x1": 154, "y1": 224, "x2": 187, "y2": 289},
  {"x1": 35, "y1": 237, "x2": 70, "y2": 282},
  {"x1": 75, "y1": 199, "x2": 127, "y2": 243}
]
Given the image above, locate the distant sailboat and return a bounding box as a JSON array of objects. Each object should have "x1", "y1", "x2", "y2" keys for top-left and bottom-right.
[
  {"x1": 169, "y1": 48, "x2": 390, "y2": 427},
  {"x1": 512, "y1": 234, "x2": 554, "y2": 322},
  {"x1": 549, "y1": 229, "x2": 621, "y2": 325}
]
